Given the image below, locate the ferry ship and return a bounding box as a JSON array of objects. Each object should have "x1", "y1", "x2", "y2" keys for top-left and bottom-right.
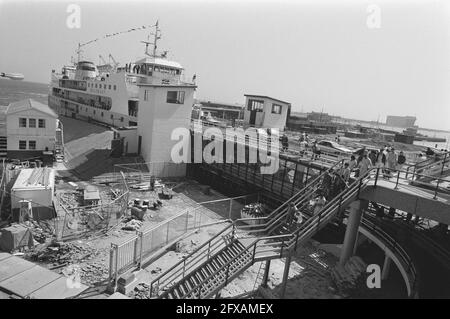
[{"x1": 48, "y1": 23, "x2": 195, "y2": 128}]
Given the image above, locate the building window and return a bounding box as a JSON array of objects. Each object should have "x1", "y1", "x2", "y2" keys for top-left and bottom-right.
[
  {"x1": 19, "y1": 140, "x2": 27, "y2": 150},
  {"x1": 38, "y1": 119, "x2": 46, "y2": 128},
  {"x1": 113, "y1": 85, "x2": 117, "y2": 90},
  {"x1": 144, "y1": 90, "x2": 148, "y2": 101},
  {"x1": 19, "y1": 118, "x2": 27, "y2": 127},
  {"x1": 29, "y1": 118, "x2": 36, "y2": 128},
  {"x1": 104, "y1": 84, "x2": 106, "y2": 89},
  {"x1": 248, "y1": 99, "x2": 264, "y2": 112},
  {"x1": 120, "y1": 117, "x2": 124, "y2": 122},
  {"x1": 95, "y1": 84, "x2": 98, "y2": 88},
  {"x1": 272, "y1": 104, "x2": 282, "y2": 114},
  {"x1": 101, "y1": 112, "x2": 104, "y2": 117},
  {"x1": 109, "y1": 85, "x2": 111, "y2": 90},
  {"x1": 166, "y1": 91, "x2": 185, "y2": 104},
  {"x1": 110, "y1": 114, "x2": 114, "y2": 119},
  {"x1": 94, "y1": 110, "x2": 96, "y2": 115},
  {"x1": 28, "y1": 141, "x2": 36, "y2": 150}
]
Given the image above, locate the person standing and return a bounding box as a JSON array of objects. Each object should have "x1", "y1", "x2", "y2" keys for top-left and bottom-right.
[
  {"x1": 397, "y1": 151, "x2": 406, "y2": 171},
  {"x1": 341, "y1": 162, "x2": 351, "y2": 183},
  {"x1": 348, "y1": 155, "x2": 357, "y2": 173},
  {"x1": 286, "y1": 202, "x2": 298, "y2": 227},
  {"x1": 357, "y1": 154, "x2": 372, "y2": 177},
  {"x1": 387, "y1": 148, "x2": 397, "y2": 175}
]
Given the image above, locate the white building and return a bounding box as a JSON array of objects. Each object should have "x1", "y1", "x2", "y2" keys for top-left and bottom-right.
[
  {"x1": 243, "y1": 94, "x2": 290, "y2": 131},
  {"x1": 5, "y1": 99, "x2": 58, "y2": 159},
  {"x1": 11, "y1": 167, "x2": 56, "y2": 221},
  {"x1": 136, "y1": 82, "x2": 196, "y2": 176}
]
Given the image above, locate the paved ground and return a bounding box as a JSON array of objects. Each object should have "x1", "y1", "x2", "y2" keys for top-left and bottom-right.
[{"x1": 0, "y1": 252, "x2": 88, "y2": 299}]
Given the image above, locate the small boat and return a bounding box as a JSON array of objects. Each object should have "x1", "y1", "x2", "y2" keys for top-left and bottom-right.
[{"x1": 0, "y1": 72, "x2": 24, "y2": 80}]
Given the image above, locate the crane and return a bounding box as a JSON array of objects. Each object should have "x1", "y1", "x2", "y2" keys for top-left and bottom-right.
[
  {"x1": 109, "y1": 54, "x2": 119, "y2": 70},
  {"x1": 99, "y1": 54, "x2": 108, "y2": 66}
]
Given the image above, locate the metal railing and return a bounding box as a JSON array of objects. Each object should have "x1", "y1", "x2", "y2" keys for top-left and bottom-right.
[
  {"x1": 360, "y1": 214, "x2": 419, "y2": 298},
  {"x1": 108, "y1": 193, "x2": 258, "y2": 286},
  {"x1": 152, "y1": 164, "x2": 434, "y2": 299}
]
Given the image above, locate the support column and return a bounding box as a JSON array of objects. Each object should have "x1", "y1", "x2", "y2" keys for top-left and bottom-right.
[
  {"x1": 261, "y1": 260, "x2": 271, "y2": 288},
  {"x1": 381, "y1": 254, "x2": 392, "y2": 281},
  {"x1": 279, "y1": 254, "x2": 292, "y2": 299},
  {"x1": 340, "y1": 200, "x2": 368, "y2": 266}
]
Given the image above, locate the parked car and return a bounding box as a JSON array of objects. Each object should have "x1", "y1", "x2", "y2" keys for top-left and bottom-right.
[{"x1": 316, "y1": 140, "x2": 354, "y2": 156}]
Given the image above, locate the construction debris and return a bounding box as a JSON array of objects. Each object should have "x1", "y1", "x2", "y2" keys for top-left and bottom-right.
[
  {"x1": 121, "y1": 219, "x2": 143, "y2": 231},
  {"x1": 25, "y1": 241, "x2": 102, "y2": 265},
  {"x1": 129, "y1": 283, "x2": 150, "y2": 299},
  {"x1": 330, "y1": 256, "x2": 367, "y2": 296}
]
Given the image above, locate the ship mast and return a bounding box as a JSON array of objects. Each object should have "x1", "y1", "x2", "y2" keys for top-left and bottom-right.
[{"x1": 141, "y1": 21, "x2": 161, "y2": 57}]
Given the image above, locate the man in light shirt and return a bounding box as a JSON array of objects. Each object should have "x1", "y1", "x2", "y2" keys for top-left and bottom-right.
[{"x1": 357, "y1": 154, "x2": 373, "y2": 176}]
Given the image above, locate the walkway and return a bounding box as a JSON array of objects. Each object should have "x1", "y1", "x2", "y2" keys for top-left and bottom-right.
[{"x1": 0, "y1": 252, "x2": 88, "y2": 299}]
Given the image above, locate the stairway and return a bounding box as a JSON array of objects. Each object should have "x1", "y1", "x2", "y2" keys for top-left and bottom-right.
[
  {"x1": 160, "y1": 239, "x2": 252, "y2": 299},
  {"x1": 0, "y1": 136, "x2": 7, "y2": 158},
  {"x1": 149, "y1": 159, "x2": 358, "y2": 299}
]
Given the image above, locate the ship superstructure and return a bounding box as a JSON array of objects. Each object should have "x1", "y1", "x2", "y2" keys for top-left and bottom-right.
[{"x1": 48, "y1": 22, "x2": 194, "y2": 127}]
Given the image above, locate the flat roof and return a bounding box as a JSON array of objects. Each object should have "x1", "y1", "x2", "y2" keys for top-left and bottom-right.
[
  {"x1": 11, "y1": 168, "x2": 55, "y2": 191},
  {"x1": 84, "y1": 186, "x2": 100, "y2": 200},
  {"x1": 244, "y1": 94, "x2": 291, "y2": 105}
]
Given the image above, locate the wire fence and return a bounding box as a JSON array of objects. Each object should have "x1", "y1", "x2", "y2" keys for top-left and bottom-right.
[{"x1": 108, "y1": 192, "x2": 260, "y2": 286}]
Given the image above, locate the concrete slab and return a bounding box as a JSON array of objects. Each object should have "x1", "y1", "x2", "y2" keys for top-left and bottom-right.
[
  {"x1": 108, "y1": 292, "x2": 130, "y2": 299},
  {"x1": 0, "y1": 265, "x2": 60, "y2": 297},
  {"x1": 0, "y1": 252, "x2": 11, "y2": 262},
  {"x1": 29, "y1": 277, "x2": 88, "y2": 299},
  {"x1": 0, "y1": 255, "x2": 35, "y2": 281}
]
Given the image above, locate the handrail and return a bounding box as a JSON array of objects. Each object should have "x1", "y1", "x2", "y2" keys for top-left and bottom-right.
[
  {"x1": 153, "y1": 160, "x2": 448, "y2": 299},
  {"x1": 176, "y1": 233, "x2": 293, "y2": 299},
  {"x1": 359, "y1": 215, "x2": 419, "y2": 297},
  {"x1": 149, "y1": 160, "x2": 344, "y2": 296}
]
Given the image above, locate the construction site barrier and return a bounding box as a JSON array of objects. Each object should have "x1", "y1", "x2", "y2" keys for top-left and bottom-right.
[{"x1": 108, "y1": 193, "x2": 259, "y2": 286}]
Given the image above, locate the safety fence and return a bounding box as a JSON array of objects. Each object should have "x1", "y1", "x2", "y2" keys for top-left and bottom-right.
[
  {"x1": 108, "y1": 193, "x2": 259, "y2": 285},
  {"x1": 57, "y1": 172, "x2": 129, "y2": 240}
]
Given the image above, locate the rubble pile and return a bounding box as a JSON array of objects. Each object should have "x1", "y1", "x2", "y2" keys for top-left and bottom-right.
[
  {"x1": 59, "y1": 192, "x2": 81, "y2": 207},
  {"x1": 129, "y1": 283, "x2": 151, "y2": 299},
  {"x1": 330, "y1": 256, "x2": 367, "y2": 296},
  {"x1": 23, "y1": 220, "x2": 55, "y2": 243},
  {"x1": 78, "y1": 262, "x2": 109, "y2": 286},
  {"x1": 121, "y1": 218, "x2": 143, "y2": 231},
  {"x1": 26, "y1": 241, "x2": 101, "y2": 265}
]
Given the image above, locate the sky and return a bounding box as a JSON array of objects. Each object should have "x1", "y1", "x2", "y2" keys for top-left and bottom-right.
[{"x1": 0, "y1": 0, "x2": 449, "y2": 130}]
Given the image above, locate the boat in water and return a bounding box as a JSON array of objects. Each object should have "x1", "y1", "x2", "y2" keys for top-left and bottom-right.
[
  {"x1": 48, "y1": 22, "x2": 195, "y2": 127},
  {"x1": 0, "y1": 72, "x2": 24, "y2": 80}
]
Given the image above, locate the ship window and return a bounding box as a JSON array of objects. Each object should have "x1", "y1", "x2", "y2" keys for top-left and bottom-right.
[
  {"x1": 272, "y1": 104, "x2": 282, "y2": 114},
  {"x1": 28, "y1": 141, "x2": 36, "y2": 150},
  {"x1": 167, "y1": 91, "x2": 185, "y2": 104},
  {"x1": 19, "y1": 140, "x2": 27, "y2": 150},
  {"x1": 29, "y1": 118, "x2": 36, "y2": 128},
  {"x1": 113, "y1": 85, "x2": 117, "y2": 90},
  {"x1": 38, "y1": 119, "x2": 46, "y2": 128},
  {"x1": 19, "y1": 118, "x2": 27, "y2": 128}
]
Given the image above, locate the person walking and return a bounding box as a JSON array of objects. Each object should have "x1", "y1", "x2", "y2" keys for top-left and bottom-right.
[
  {"x1": 397, "y1": 151, "x2": 406, "y2": 171},
  {"x1": 357, "y1": 154, "x2": 372, "y2": 177},
  {"x1": 285, "y1": 202, "x2": 296, "y2": 227},
  {"x1": 313, "y1": 194, "x2": 327, "y2": 215},
  {"x1": 386, "y1": 148, "x2": 397, "y2": 177}
]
